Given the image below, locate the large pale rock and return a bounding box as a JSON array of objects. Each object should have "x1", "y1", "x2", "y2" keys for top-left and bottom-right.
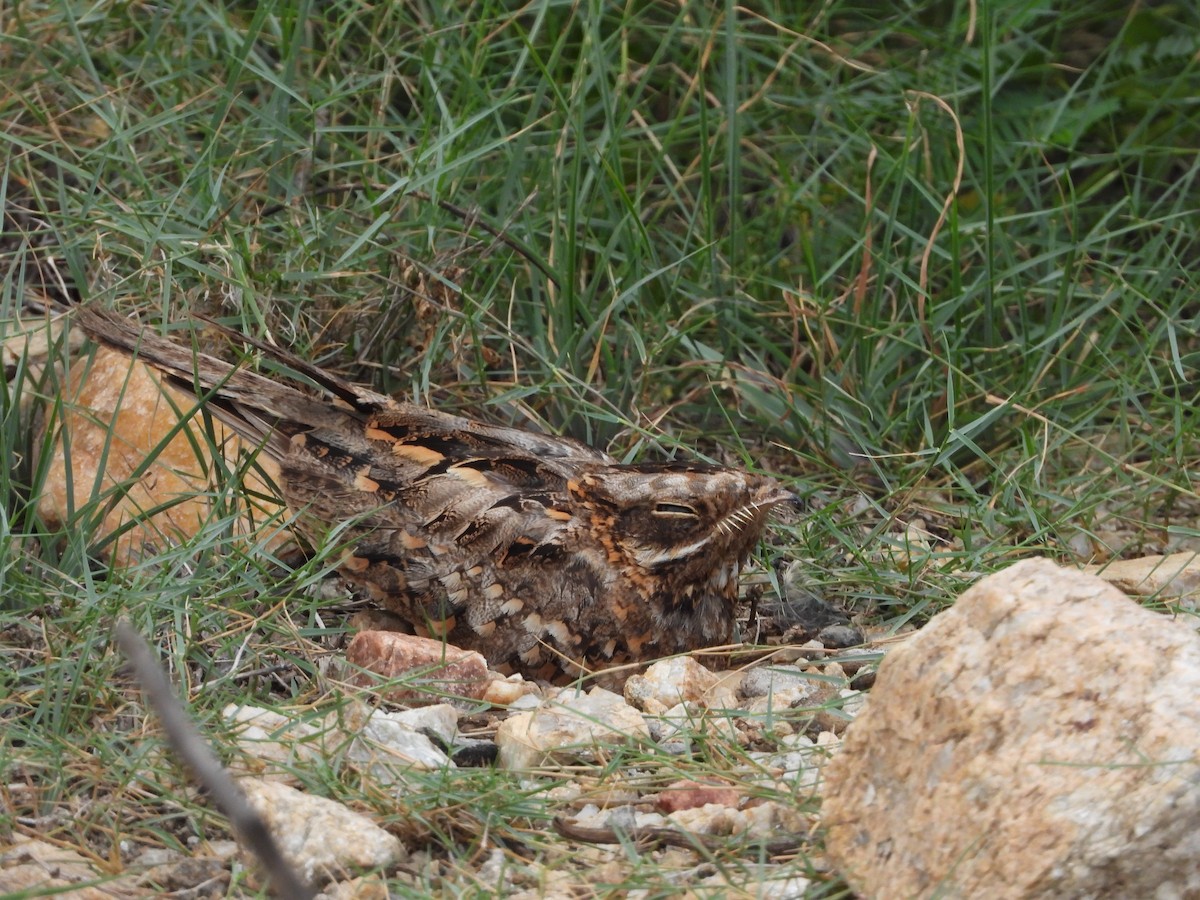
[
  {"x1": 240, "y1": 778, "x2": 406, "y2": 883},
  {"x1": 38, "y1": 345, "x2": 287, "y2": 565},
  {"x1": 822, "y1": 558, "x2": 1200, "y2": 899}
]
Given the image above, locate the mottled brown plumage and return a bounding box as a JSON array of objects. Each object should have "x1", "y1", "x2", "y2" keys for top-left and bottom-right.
[{"x1": 76, "y1": 306, "x2": 795, "y2": 680}]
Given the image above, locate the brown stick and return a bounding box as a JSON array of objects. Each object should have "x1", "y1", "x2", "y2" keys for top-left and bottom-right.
[{"x1": 114, "y1": 619, "x2": 315, "y2": 900}]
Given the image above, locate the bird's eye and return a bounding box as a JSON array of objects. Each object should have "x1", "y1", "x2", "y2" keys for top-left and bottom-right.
[{"x1": 653, "y1": 502, "x2": 697, "y2": 517}]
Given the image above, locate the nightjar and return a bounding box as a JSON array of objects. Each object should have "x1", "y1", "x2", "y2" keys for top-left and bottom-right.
[{"x1": 76, "y1": 306, "x2": 795, "y2": 680}]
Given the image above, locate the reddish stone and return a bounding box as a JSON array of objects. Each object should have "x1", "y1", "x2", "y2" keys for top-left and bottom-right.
[
  {"x1": 344, "y1": 631, "x2": 491, "y2": 703},
  {"x1": 653, "y1": 779, "x2": 741, "y2": 813}
]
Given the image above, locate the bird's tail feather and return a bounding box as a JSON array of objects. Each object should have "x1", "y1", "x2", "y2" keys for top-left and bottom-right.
[{"x1": 73, "y1": 305, "x2": 375, "y2": 458}]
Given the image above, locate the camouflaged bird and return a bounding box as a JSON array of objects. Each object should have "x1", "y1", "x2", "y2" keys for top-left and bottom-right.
[{"x1": 76, "y1": 306, "x2": 795, "y2": 681}]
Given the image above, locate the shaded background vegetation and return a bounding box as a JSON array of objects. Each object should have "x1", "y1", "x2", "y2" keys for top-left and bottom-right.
[{"x1": 5, "y1": 1, "x2": 1196, "y2": 469}]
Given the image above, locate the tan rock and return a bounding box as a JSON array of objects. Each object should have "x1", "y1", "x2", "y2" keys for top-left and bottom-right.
[
  {"x1": 2, "y1": 311, "x2": 80, "y2": 384},
  {"x1": 240, "y1": 777, "x2": 406, "y2": 884},
  {"x1": 496, "y1": 687, "x2": 650, "y2": 769},
  {"x1": 481, "y1": 674, "x2": 539, "y2": 706},
  {"x1": 623, "y1": 656, "x2": 732, "y2": 714},
  {"x1": 318, "y1": 875, "x2": 391, "y2": 900},
  {"x1": 822, "y1": 558, "x2": 1200, "y2": 899},
  {"x1": 877, "y1": 517, "x2": 936, "y2": 572},
  {"x1": 38, "y1": 345, "x2": 287, "y2": 565},
  {"x1": 667, "y1": 797, "x2": 810, "y2": 841},
  {"x1": 1085, "y1": 551, "x2": 1200, "y2": 604},
  {"x1": 0, "y1": 834, "x2": 130, "y2": 898}
]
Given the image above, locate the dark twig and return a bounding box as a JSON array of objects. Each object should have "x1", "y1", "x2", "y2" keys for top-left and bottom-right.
[
  {"x1": 114, "y1": 619, "x2": 316, "y2": 900},
  {"x1": 552, "y1": 816, "x2": 808, "y2": 857}
]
